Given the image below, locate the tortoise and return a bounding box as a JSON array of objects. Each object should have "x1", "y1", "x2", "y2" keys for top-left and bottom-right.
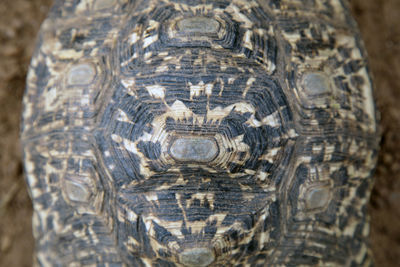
[{"x1": 21, "y1": 0, "x2": 379, "y2": 266}]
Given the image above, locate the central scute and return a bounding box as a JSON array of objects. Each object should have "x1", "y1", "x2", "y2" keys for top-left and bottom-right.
[
  {"x1": 169, "y1": 136, "x2": 218, "y2": 162},
  {"x1": 98, "y1": 2, "x2": 295, "y2": 265},
  {"x1": 177, "y1": 17, "x2": 220, "y2": 34},
  {"x1": 180, "y1": 248, "x2": 216, "y2": 267},
  {"x1": 103, "y1": 70, "x2": 292, "y2": 264}
]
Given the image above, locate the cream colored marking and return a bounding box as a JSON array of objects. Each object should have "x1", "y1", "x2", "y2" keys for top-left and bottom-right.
[
  {"x1": 121, "y1": 78, "x2": 135, "y2": 88},
  {"x1": 58, "y1": 49, "x2": 84, "y2": 60},
  {"x1": 143, "y1": 35, "x2": 158, "y2": 48},
  {"x1": 142, "y1": 258, "x2": 153, "y2": 267},
  {"x1": 80, "y1": 95, "x2": 90, "y2": 106},
  {"x1": 309, "y1": 166, "x2": 317, "y2": 177},
  {"x1": 301, "y1": 155, "x2": 312, "y2": 163},
  {"x1": 310, "y1": 119, "x2": 319, "y2": 126},
  {"x1": 44, "y1": 87, "x2": 57, "y2": 111},
  {"x1": 232, "y1": 102, "x2": 256, "y2": 113},
  {"x1": 233, "y1": 134, "x2": 250, "y2": 152},
  {"x1": 205, "y1": 105, "x2": 231, "y2": 123},
  {"x1": 257, "y1": 171, "x2": 269, "y2": 182},
  {"x1": 144, "y1": 219, "x2": 152, "y2": 231},
  {"x1": 31, "y1": 188, "x2": 43, "y2": 199},
  {"x1": 144, "y1": 52, "x2": 152, "y2": 60},
  {"x1": 163, "y1": 55, "x2": 174, "y2": 61},
  {"x1": 226, "y1": 4, "x2": 253, "y2": 28},
  {"x1": 242, "y1": 77, "x2": 256, "y2": 97},
  {"x1": 116, "y1": 108, "x2": 132, "y2": 123},
  {"x1": 189, "y1": 81, "x2": 208, "y2": 99},
  {"x1": 312, "y1": 144, "x2": 323, "y2": 153},
  {"x1": 239, "y1": 183, "x2": 253, "y2": 191},
  {"x1": 24, "y1": 165, "x2": 38, "y2": 198},
  {"x1": 245, "y1": 114, "x2": 262, "y2": 128},
  {"x1": 343, "y1": 219, "x2": 358, "y2": 236},
  {"x1": 214, "y1": 221, "x2": 243, "y2": 238},
  {"x1": 244, "y1": 169, "x2": 256, "y2": 175},
  {"x1": 156, "y1": 65, "x2": 168, "y2": 73},
  {"x1": 355, "y1": 244, "x2": 368, "y2": 264},
  {"x1": 145, "y1": 20, "x2": 160, "y2": 34},
  {"x1": 168, "y1": 100, "x2": 194, "y2": 119},
  {"x1": 243, "y1": 30, "x2": 253, "y2": 50},
  {"x1": 111, "y1": 134, "x2": 123, "y2": 143},
  {"x1": 24, "y1": 159, "x2": 35, "y2": 176},
  {"x1": 115, "y1": 136, "x2": 154, "y2": 177},
  {"x1": 168, "y1": 227, "x2": 183, "y2": 238},
  {"x1": 217, "y1": 77, "x2": 225, "y2": 96},
  {"x1": 206, "y1": 102, "x2": 255, "y2": 123},
  {"x1": 281, "y1": 31, "x2": 301, "y2": 43},
  {"x1": 237, "y1": 66, "x2": 245, "y2": 73},
  {"x1": 176, "y1": 193, "x2": 189, "y2": 225},
  {"x1": 146, "y1": 85, "x2": 165, "y2": 99},
  {"x1": 127, "y1": 236, "x2": 140, "y2": 247},
  {"x1": 324, "y1": 144, "x2": 335, "y2": 161},
  {"x1": 247, "y1": 111, "x2": 281, "y2": 128},
  {"x1": 205, "y1": 83, "x2": 213, "y2": 96},
  {"x1": 146, "y1": 215, "x2": 183, "y2": 238},
  {"x1": 255, "y1": 28, "x2": 267, "y2": 36},
  {"x1": 138, "y1": 131, "x2": 153, "y2": 142},
  {"x1": 262, "y1": 112, "x2": 280, "y2": 127},
  {"x1": 76, "y1": 0, "x2": 90, "y2": 12},
  {"x1": 358, "y1": 68, "x2": 376, "y2": 129},
  {"x1": 259, "y1": 229, "x2": 271, "y2": 248},
  {"x1": 287, "y1": 129, "x2": 298, "y2": 138},
  {"x1": 167, "y1": 241, "x2": 180, "y2": 253},
  {"x1": 121, "y1": 78, "x2": 137, "y2": 96},
  {"x1": 309, "y1": 241, "x2": 327, "y2": 250},
  {"x1": 260, "y1": 147, "x2": 280, "y2": 163},
  {"x1": 122, "y1": 138, "x2": 138, "y2": 154},
  {"x1": 145, "y1": 193, "x2": 159, "y2": 202},
  {"x1": 363, "y1": 222, "x2": 370, "y2": 237}
]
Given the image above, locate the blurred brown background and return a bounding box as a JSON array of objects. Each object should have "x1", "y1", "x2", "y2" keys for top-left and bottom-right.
[{"x1": 0, "y1": 0, "x2": 399, "y2": 266}]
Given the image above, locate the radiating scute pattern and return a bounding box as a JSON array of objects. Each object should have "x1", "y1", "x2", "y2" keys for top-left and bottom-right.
[{"x1": 21, "y1": 0, "x2": 379, "y2": 266}]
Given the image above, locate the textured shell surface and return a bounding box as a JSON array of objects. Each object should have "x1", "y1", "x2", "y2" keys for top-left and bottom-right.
[{"x1": 21, "y1": 0, "x2": 379, "y2": 266}]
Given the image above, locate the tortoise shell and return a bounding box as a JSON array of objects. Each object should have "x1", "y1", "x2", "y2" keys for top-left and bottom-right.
[{"x1": 21, "y1": 0, "x2": 379, "y2": 266}]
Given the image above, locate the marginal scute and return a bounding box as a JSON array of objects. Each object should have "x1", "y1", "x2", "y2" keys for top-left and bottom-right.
[
  {"x1": 66, "y1": 63, "x2": 96, "y2": 86},
  {"x1": 305, "y1": 185, "x2": 331, "y2": 210},
  {"x1": 169, "y1": 137, "x2": 218, "y2": 162},
  {"x1": 177, "y1": 17, "x2": 220, "y2": 34}
]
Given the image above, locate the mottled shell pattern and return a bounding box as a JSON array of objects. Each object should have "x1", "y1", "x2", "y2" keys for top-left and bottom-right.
[{"x1": 21, "y1": 0, "x2": 379, "y2": 266}]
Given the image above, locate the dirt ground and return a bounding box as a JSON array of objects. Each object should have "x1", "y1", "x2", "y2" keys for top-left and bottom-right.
[{"x1": 0, "y1": 0, "x2": 399, "y2": 266}]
